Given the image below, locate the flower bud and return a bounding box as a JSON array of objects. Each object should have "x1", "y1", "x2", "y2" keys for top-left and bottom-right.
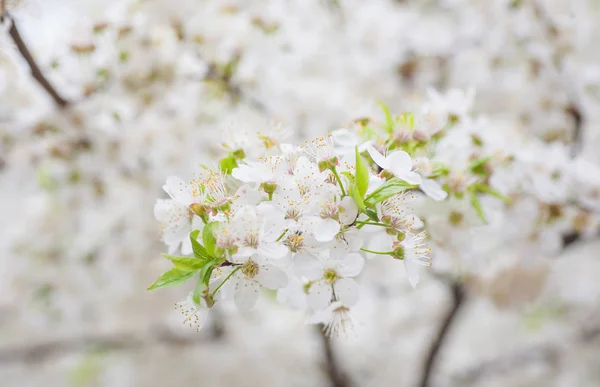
[
  {"x1": 392, "y1": 245, "x2": 405, "y2": 260},
  {"x1": 190, "y1": 203, "x2": 207, "y2": 217}
]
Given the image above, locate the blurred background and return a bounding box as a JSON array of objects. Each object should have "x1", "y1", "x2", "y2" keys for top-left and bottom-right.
[{"x1": 1, "y1": 0, "x2": 600, "y2": 386}]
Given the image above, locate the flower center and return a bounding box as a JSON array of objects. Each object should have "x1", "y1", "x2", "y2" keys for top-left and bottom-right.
[
  {"x1": 241, "y1": 260, "x2": 259, "y2": 279},
  {"x1": 323, "y1": 268, "x2": 338, "y2": 284},
  {"x1": 285, "y1": 233, "x2": 304, "y2": 253}
]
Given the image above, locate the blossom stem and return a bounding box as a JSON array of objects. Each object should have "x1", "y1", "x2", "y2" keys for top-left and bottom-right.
[
  {"x1": 330, "y1": 167, "x2": 347, "y2": 196},
  {"x1": 276, "y1": 229, "x2": 288, "y2": 242},
  {"x1": 360, "y1": 248, "x2": 394, "y2": 255},
  {"x1": 354, "y1": 221, "x2": 387, "y2": 227},
  {"x1": 210, "y1": 267, "x2": 241, "y2": 297}
]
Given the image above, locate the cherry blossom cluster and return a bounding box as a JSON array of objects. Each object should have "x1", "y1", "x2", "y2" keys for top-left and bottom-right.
[{"x1": 151, "y1": 109, "x2": 461, "y2": 334}]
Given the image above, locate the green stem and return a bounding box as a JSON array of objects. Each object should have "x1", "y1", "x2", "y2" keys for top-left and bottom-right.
[
  {"x1": 360, "y1": 248, "x2": 394, "y2": 255},
  {"x1": 355, "y1": 221, "x2": 388, "y2": 227},
  {"x1": 276, "y1": 229, "x2": 288, "y2": 242},
  {"x1": 330, "y1": 167, "x2": 347, "y2": 196},
  {"x1": 211, "y1": 266, "x2": 241, "y2": 297}
]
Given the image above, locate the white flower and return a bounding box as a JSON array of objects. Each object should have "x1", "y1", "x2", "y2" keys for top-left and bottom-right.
[
  {"x1": 297, "y1": 252, "x2": 364, "y2": 310},
  {"x1": 366, "y1": 145, "x2": 422, "y2": 185},
  {"x1": 175, "y1": 294, "x2": 210, "y2": 332},
  {"x1": 230, "y1": 259, "x2": 288, "y2": 310},
  {"x1": 306, "y1": 301, "x2": 356, "y2": 338},
  {"x1": 395, "y1": 231, "x2": 432, "y2": 288}
]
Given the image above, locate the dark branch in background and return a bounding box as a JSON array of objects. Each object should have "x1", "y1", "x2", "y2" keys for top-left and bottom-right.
[
  {"x1": 531, "y1": 1, "x2": 585, "y2": 156},
  {"x1": 0, "y1": 324, "x2": 224, "y2": 364},
  {"x1": 418, "y1": 281, "x2": 465, "y2": 387},
  {"x1": 0, "y1": 13, "x2": 70, "y2": 108},
  {"x1": 317, "y1": 325, "x2": 352, "y2": 387}
]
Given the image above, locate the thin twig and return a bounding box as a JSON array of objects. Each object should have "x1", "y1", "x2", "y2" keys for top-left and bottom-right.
[
  {"x1": 417, "y1": 282, "x2": 465, "y2": 387},
  {"x1": 317, "y1": 325, "x2": 352, "y2": 387},
  {"x1": 1, "y1": 13, "x2": 70, "y2": 108},
  {"x1": 0, "y1": 325, "x2": 223, "y2": 365}
]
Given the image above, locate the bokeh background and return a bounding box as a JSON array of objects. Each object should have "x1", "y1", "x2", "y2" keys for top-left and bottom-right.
[{"x1": 2, "y1": 0, "x2": 600, "y2": 386}]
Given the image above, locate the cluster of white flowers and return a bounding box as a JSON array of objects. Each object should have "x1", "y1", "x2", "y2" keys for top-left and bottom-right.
[{"x1": 153, "y1": 111, "x2": 455, "y2": 333}]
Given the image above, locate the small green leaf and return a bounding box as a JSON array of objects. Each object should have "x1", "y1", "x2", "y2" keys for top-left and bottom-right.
[
  {"x1": 350, "y1": 184, "x2": 366, "y2": 211},
  {"x1": 192, "y1": 275, "x2": 203, "y2": 305},
  {"x1": 200, "y1": 258, "x2": 223, "y2": 286},
  {"x1": 469, "y1": 189, "x2": 487, "y2": 223},
  {"x1": 473, "y1": 183, "x2": 512, "y2": 204},
  {"x1": 190, "y1": 230, "x2": 211, "y2": 260},
  {"x1": 219, "y1": 155, "x2": 238, "y2": 174},
  {"x1": 377, "y1": 101, "x2": 394, "y2": 133},
  {"x1": 469, "y1": 156, "x2": 491, "y2": 176},
  {"x1": 355, "y1": 147, "x2": 369, "y2": 198},
  {"x1": 203, "y1": 222, "x2": 218, "y2": 257},
  {"x1": 365, "y1": 208, "x2": 380, "y2": 222},
  {"x1": 147, "y1": 268, "x2": 196, "y2": 290},
  {"x1": 161, "y1": 254, "x2": 207, "y2": 271},
  {"x1": 364, "y1": 178, "x2": 416, "y2": 207}
]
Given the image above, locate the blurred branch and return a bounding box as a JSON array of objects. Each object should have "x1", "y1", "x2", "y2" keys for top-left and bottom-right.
[
  {"x1": 418, "y1": 280, "x2": 465, "y2": 387},
  {"x1": 453, "y1": 316, "x2": 600, "y2": 386},
  {"x1": 531, "y1": 1, "x2": 584, "y2": 156},
  {"x1": 317, "y1": 325, "x2": 353, "y2": 387},
  {"x1": 0, "y1": 13, "x2": 70, "y2": 108},
  {"x1": 0, "y1": 325, "x2": 222, "y2": 364}
]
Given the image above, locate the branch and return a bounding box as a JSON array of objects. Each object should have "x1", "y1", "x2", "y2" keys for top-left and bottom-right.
[
  {"x1": 1, "y1": 13, "x2": 70, "y2": 108},
  {"x1": 317, "y1": 325, "x2": 353, "y2": 387},
  {"x1": 417, "y1": 281, "x2": 465, "y2": 387},
  {"x1": 0, "y1": 324, "x2": 223, "y2": 364}
]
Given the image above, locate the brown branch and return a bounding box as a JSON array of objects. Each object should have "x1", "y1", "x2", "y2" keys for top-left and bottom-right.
[
  {"x1": 0, "y1": 325, "x2": 223, "y2": 364},
  {"x1": 317, "y1": 325, "x2": 353, "y2": 387},
  {"x1": 1, "y1": 13, "x2": 70, "y2": 108},
  {"x1": 417, "y1": 282, "x2": 465, "y2": 387}
]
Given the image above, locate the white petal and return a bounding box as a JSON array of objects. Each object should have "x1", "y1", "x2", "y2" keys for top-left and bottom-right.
[
  {"x1": 366, "y1": 145, "x2": 390, "y2": 170},
  {"x1": 420, "y1": 179, "x2": 448, "y2": 201},
  {"x1": 334, "y1": 278, "x2": 359, "y2": 307},
  {"x1": 396, "y1": 171, "x2": 422, "y2": 185},
  {"x1": 404, "y1": 259, "x2": 420, "y2": 288},
  {"x1": 337, "y1": 253, "x2": 364, "y2": 278},
  {"x1": 339, "y1": 196, "x2": 359, "y2": 225},
  {"x1": 314, "y1": 218, "x2": 341, "y2": 242},
  {"x1": 307, "y1": 281, "x2": 333, "y2": 310},
  {"x1": 258, "y1": 242, "x2": 289, "y2": 260},
  {"x1": 256, "y1": 265, "x2": 288, "y2": 289},
  {"x1": 234, "y1": 279, "x2": 260, "y2": 311},
  {"x1": 293, "y1": 253, "x2": 323, "y2": 280},
  {"x1": 163, "y1": 176, "x2": 193, "y2": 205},
  {"x1": 232, "y1": 163, "x2": 266, "y2": 183},
  {"x1": 387, "y1": 151, "x2": 413, "y2": 174}
]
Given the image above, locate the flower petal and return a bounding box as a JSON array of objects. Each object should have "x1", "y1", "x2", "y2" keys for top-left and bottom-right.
[
  {"x1": 397, "y1": 171, "x2": 422, "y2": 185},
  {"x1": 339, "y1": 196, "x2": 359, "y2": 225},
  {"x1": 420, "y1": 178, "x2": 448, "y2": 201},
  {"x1": 386, "y1": 151, "x2": 413, "y2": 174},
  {"x1": 404, "y1": 259, "x2": 420, "y2": 289},
  {"x1": 256, "y1": 265, "x2": 288, "y2": 289},
  {"x1": 163, "y1": 176, "x2": 193, "y2": 205},
  {"x1": 334, "y1": 278, "x2": 359, "y2": 307},
  {"x1": 314, "y1": 218, "x2": 341, "y2": 242},
  {"x1": 294, "y1": 253, "x2": 323, "y2": 280},
  {"x1": 258, "y1": 242, "x2": 289, "y2": 260},
  {"x1": 366, "y1": 145, "x2": 390, "y2": 170},
  {"x1": 337, "y1": 253, "x2": 364, "y2": 278},
  {"x1": 307, "y1": 281, "x2": 332, "y2": 310},
  {"x1": 234, "y1": 279, "x2": 260, "y2": 311}
]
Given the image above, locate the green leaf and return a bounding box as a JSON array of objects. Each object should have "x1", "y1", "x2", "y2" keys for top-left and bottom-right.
[
  {"x1": 364, "y1": 178, "x2": 416, "y2": 207},
  {"x1": 190, "y1": 230, "x2": 211, "y2": 260},
  {"x1": 200, "y1": 258, "x2": 223, "y2": 286},
  {"x1": 350, "y1": 184, "x2": 366, "y2": 211},
  {"x1": 469, "y1": 156, "x2": 491, "y2": 176},
  {"x1": 377, "y1": 101, "x2": 394, "y2": 133},
  {"x1": 192, "y1": 275, "x2": 203, "y2": 305},
  {"x1": 219, "y1": 155, "x2": 238, "y2": 174},
  {"x1": 355, "y1": 147, "x2": 369, "y2": 198},
  {"x1": 365, "y1": 208, "x2": 380, "y2": 222},
  {"x1": 161, "y1": 254, "x2": 207, "y2": 271},
  {"x1": 473, "y1": 183, "x2": 512, "y2": 204},
  {"x1": 202, "y1": 222, "x2": 218, "y2": 257},
  {"x1": 469, "y1": 189, "x2": 487, "y2": 223},
  {"x1": 147, "y1": 268, "x2": 196, "y2": 290}
]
